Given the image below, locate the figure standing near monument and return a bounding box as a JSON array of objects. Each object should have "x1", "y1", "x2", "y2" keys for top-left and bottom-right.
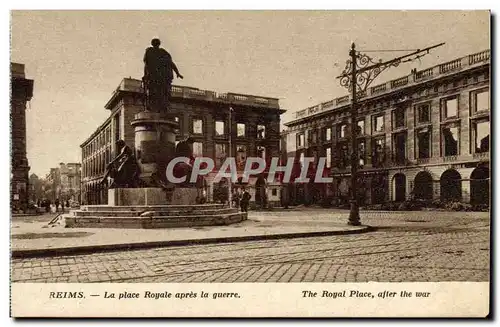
[
  {"x1": 172, "y1": 136, "x2": 195, "y2": 186},
  {"x1": 143, "y1": 38, "x2": 183, "y2": 113},
  {"x1": 100, "y1": 140, "x2": 140, "y2": 188}
]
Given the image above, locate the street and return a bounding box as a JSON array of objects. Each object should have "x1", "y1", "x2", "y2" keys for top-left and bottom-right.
[{"x1": 11, "y1": 209, "x2": 490, "y2": 283}]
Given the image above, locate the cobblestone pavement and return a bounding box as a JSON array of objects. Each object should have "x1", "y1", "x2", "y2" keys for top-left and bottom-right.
[{"x1": 11, "y1": 210, "x2": 490, "y2": 283}]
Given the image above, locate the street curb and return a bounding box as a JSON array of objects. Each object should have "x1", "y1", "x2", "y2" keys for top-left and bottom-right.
[{"x1": 11, "y1": 225, "x2": 374, "y2": 259}]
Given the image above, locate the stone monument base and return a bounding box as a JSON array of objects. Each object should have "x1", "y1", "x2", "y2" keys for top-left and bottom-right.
[
  {"x1": 64, "y1": 204, "x2": 247, "y2": 229},
  {"x1": 169, "y1": 188, "x2": 199, "y2": 205},
  {"x1": 108, "y1": 188, "x2": 167, "y2": 206}
]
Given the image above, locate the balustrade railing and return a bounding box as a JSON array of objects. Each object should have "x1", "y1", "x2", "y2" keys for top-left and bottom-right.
[
  {"x1": 232, "y1": 94, "x2": 248, "y2": 101},
  {"x1": 322, "y1": 100, "x2": 334, "y2": 108},
  {"x1": 171, "y1": 86, "x2": 183, "y2": 93},
  {"x1": 308, "y1": 106, "x2": 320, "y2": 114},
  {"x1": 187, "y1": 89, "x2": 206, "y2": 96},
  {"x1": 296, "y1": 110, "x2": 307, "y2": 118},
  {"x1": 439, "y1": 59, "x2": 462, "y2": 74},
  {"x1": 473, "y1": 152, "x2": 489, "y2": 160},
  {"x1": 416, "y1": 157, "x2": 430, "y2": 165},
  {"x1": 443, "y1": 155, "x2": 458, "y2": 162},
  {"x1": 469, "y1": 50, "x2": 490, "y2": 65},
  {"x1": 254, "y1": 97, "x2": 269, "y2": 104},
  {"x1": 390, "y1": 76, "x2": 409, "y2": 88},
  {"x1": 414, "y1": 68, "x2": 434, "y2": 81},
  {"x1": 336, "y1": 95, "x2": 349, "y2": 105},
  {"x1": 370, "y1": 83, "x2": 387, "y2": 95}
]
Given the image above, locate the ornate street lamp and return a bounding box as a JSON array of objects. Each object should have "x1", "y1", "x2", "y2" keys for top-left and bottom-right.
[{"x1": 337, "y1": 42, "x2": 444, "y2": 226}]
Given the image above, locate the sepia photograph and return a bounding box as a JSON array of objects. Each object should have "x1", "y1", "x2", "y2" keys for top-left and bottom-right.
[{"x1": 9, "y1": 9, "x2": 491, "y2": 317}]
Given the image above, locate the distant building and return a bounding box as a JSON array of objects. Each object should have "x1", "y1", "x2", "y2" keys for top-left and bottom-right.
[
  {"x1": 59, "y1": 163, "x2": 82, "y2": 202},
  {"x1": 44, "y1": 167, "x2": 60, "y2": 201},
  {"x1": 29, "y1": 173, "x2": 44, "y2": 202},
  {"x1": 11, "y1": 63, "x2": 34, "y2": 211},
  {"x1": 43, "y1": 163, "x2": 82, "y2": 203},
  {"x1": 284, "y1": 49, "x2": 490, "y2": 206},
  {"x1": 81, "y1": 79, "x2": 285, "y2": 207}
]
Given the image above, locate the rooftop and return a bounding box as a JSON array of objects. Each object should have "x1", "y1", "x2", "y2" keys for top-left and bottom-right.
[
  {"x1": 286, "y1": 49, "x2": 490, "y2": 126},
  {"x1": 105, "y1": 78, "x2": 283, "y2": 112}
]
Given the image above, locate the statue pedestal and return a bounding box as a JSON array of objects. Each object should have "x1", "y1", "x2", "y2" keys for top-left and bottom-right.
[
  {"x1": 169, "y1": 187, "x2": 199, "y2": 205},
  {"x1": 108, "y1": 188, "x2": 167, "y2": 206},
  {"x1": 131, "y1": 111, "x2": 178, "y2": 186}
]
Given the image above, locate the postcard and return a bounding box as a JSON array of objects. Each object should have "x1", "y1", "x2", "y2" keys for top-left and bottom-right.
[{"x1": 9, "y1": 10, "x2": 490, "y2": 318}]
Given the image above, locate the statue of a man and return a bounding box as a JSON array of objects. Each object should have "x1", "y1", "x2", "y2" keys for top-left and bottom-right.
[
  {"x1": 172, "y1": 136, "x2": 198, "y2": 187},
  {"x1": 143, "y1": 38, "x2": 183, "y2": 113},
  {"x1": 100, "y1": 140, "x2": 140, "y2": 188}
]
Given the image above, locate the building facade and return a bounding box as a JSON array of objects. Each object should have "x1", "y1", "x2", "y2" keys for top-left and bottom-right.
[
  {"x1": 284, "y1": 49, "x2": 490, "y2": 206},
  {"x1": 59, "y1": 163, "x2": 82, "y2": 203},
  {"x1": 81, "y1": 78, "x2": 285, "y2": 206},
  {"x1": 42, "y1": 163, "x2": 82, "y2": 203},
  {"x1": 11, "y1": 63, "x2": 34, "y2": 211}
]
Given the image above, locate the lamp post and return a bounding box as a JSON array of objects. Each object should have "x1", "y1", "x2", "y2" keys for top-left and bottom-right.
[{"x1": 336, "y1": 42, "x2": 445, "y2": 226}]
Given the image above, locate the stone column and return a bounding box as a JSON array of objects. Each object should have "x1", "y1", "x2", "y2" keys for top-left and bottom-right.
[
  {"x1": 131, "y1": 111, "x2": 177, "y2": 186},
  {"x1": 11, "y1": 63, "x2": 33, "y2": 212}
]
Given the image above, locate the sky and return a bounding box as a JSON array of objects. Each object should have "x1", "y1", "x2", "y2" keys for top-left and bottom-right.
[{"x1": 10, "y1": 10, "x2": 490, "y2": 177}]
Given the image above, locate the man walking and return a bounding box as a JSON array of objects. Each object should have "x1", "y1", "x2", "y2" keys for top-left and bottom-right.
[{"x1": 240, "y1": 188, "x2": 251, "y2": 213}]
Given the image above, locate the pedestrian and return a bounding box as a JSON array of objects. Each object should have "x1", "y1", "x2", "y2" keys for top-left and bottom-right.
[
  {"x1": 232, "y1": 189, "x2": 241, "y2": 209},
  {"x1": 66, "y1": 200, "x2": 70, "y2": 208},
  {"x1": 37, "y1": 199, "x2": 41, "y2": 208},
  {"x1": 240, "y1": 188, "x2": 251, "y2": 212},
  {"x1": 61, "y1": 200, "x2": 65, "y2": 212},
  {"x1": 55, "y1": 199, "x2": 60, "y2": 213}
]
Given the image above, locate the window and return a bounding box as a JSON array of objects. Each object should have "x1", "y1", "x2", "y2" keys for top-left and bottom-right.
[
  {"x1": 372, "y1": 138, "x2": 385, "y2": 167},
  {"x1": 474, "y1": 90, "x2": 489, "y2": 113},
  {"x1": 311, "y1": 150, "x2": 318, "y2": 168},
  {"x1": 257, "y1": 146, "x2": 266, "y2": 159},
  {"x1": 297, "y1": 133, "x2": 305, "y2": 147},
  {"x1": 358, "y1": 140, "x2": 365, "y2": 167},
  {"x1": 325, "y1": 127, "x2": 332, "y2": 141},
  {"x1": 443, "y1": 97, "x2": 458, "y2": 119},
  {"x1": 392, "y1": 107, "x2": 405, "y2": 129},
  {"x1": 215, "y1": 121, "x2": 225, "y2": 136},
  {"x1": 271, "y1": 189, "x2": 278, "y2": 196},
  {"x1": 416, "y1": 127, "x2": 431, "y2": 159},
  {"x1": 473, "y1": 120, "x2": 490, "y2": 153},
  {"x1": 193, "y1": 142, "x2": 203, "y2": 157},
  {"x1": 308, "y1": 129, "x2": 318, "y2": 144},
  {"x1": 339, "y1": 124, "x2": 348, "y2": 138},
  {"x1": 215, "y1": 143, "x2": 227, "y2": 167},
  {"x1": 357, "y1": 120, "x2": 365, "y2": 135},
  {"x1": 393, "y1": 132, "x2": 407, "y2": 164},
  {"x1": 237, "y1": 123, "x2": 246, "y2": 137},
  {"x1": 326, "y1": 147, "x2": 332, "y2": 168},
  {"x1": 236, "y1": 145, "x2": 247, "y2": 169},
  {"x1": 114, "y1": 113, "x2": 121, "y2": 142},
  {"x1": 192, "y1": 119, "x2": 203, "y2": 134},
  {"x1": 257, "y1": 125, "x2": 266, "y2": 139},
  {"x1": 337, "y1": 142, "x2": 349, "y2": 168},
  {"x1": 442, "y1": 125, "x2": 459, "y2": 156},
  {"x1": 416, "y1": 104, "x2": 430, "y2": 124},
  {"x1": 373, "y1": 115, "x2": 384, "y2": 133}
]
